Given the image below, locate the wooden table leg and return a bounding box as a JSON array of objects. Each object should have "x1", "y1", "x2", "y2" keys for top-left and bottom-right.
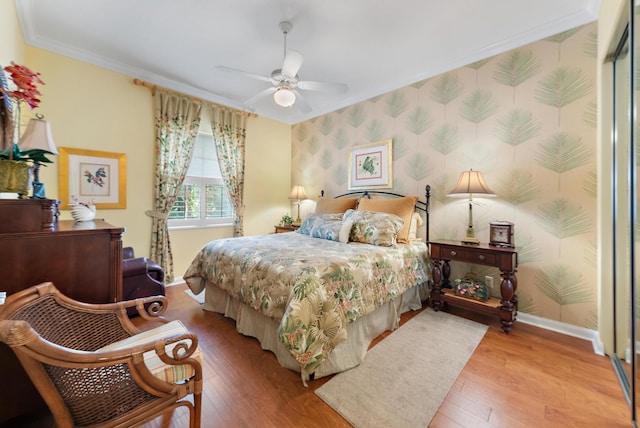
[
  {"x1": 499, "y1": 270, "x2": 517, "y2": 333},
  {"x1": 431, "y1": 258, "x2": 443, "y2": 311}
]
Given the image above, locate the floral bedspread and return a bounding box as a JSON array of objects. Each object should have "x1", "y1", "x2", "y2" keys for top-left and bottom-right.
[{"x1": 183, "y1": 232, "x2": 429, "y2": 376}]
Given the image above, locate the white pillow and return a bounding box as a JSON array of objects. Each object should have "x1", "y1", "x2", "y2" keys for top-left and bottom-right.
[{"x1": 408, "y1": 212, "x2": 424, "y2": 241}]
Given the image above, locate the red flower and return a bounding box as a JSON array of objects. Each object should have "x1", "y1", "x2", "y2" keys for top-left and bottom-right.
[{"x1": 0, "y1": 62, "x2": 45, "y2": 109}]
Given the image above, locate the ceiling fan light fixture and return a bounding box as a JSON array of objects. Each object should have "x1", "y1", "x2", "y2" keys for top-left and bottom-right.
[{"x1": 273, "y1": 87, "x2": 296, "y2": 107}]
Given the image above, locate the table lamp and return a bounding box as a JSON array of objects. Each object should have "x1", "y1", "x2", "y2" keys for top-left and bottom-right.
[
  {"x1": 18, "y1": 114, "x2": 57, "y2": 199},
  {"x1": 448, "y1": 169, "x2": 493, "y2": 245},
  {"x1": 288, "y1": 184, "x2": 307, "y2": 225}
]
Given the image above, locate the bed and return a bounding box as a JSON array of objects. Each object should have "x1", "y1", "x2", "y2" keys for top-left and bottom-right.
[{"x1": 184, "y1": 186, "x2": 432, "y2": 384}]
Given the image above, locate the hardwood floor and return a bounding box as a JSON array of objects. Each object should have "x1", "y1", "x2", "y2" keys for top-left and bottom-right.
[{"x1": 135, "y1": 283, "x2": 632, "y2": 427}]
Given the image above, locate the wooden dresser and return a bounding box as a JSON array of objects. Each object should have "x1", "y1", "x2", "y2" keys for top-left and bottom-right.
[{"x1": 0, "y1": 199, "x2": 124, "y2": 426}]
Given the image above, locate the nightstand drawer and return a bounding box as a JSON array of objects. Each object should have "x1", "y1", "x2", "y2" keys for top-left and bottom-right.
[
  {"x1": 465, "y1": 249, "x2": 497, "y2": 266},
  {"x1": 435, "y1": 245, "x2": 497, "y2": 266}
]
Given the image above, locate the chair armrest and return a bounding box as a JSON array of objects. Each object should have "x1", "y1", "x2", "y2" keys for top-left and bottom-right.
[
  {"x1": 146, "y1": 259, "x2": 165, "y2": 283},
  {"x1": 119, "y1": 295, "x2": 169, "y2": 320},
  {"x1": 123, "y1": 257, "x2": 149, "y2": 277}
]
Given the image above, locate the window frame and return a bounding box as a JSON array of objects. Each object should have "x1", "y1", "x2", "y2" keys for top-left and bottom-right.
[{"x1": 167, "y1": 132, "x2": 235, "y2": 230}]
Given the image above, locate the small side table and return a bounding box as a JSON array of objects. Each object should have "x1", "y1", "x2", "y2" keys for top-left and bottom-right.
[
  {"x1": 274, "y1": 224, "x2": 300, "y2": 233},
  {"x1": 429, "y1": 240, "x2": 518, "y2": 333}
]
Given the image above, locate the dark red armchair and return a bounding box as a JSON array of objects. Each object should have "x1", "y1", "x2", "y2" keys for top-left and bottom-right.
[{"x1": 122, "y1": 247, "x2": 165, "y2": 316}]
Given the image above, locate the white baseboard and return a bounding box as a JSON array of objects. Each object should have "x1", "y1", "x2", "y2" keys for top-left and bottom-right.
[{"x1": 518, "y1": 312, "x2": 604, "y2": 356}]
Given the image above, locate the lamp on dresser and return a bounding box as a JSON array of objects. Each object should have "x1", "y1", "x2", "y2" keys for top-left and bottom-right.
[
  {"x1": 448, "y1": 169, "x2": 494, "y2": 245},
  {"x1": 18, "y1": 114, "x2": 57, "y2": 199},
  {"x1": 288, "y1": 184, "x2": 307, "y2": 225}
]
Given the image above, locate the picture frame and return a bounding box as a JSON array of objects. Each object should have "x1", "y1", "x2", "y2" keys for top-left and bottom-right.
[
  {"x1": 58, "y1": 147, "x2": 127, "y2": 209},
  {"x1": 348, "y1": 139, "x2": 393, "y2": 190}
]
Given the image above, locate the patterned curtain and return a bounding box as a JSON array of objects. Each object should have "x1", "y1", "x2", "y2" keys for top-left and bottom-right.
[
  {"x1": 207, "y1": 103, "x2": 247, "y2": 237},
  {"x1": 147, "y1": 90, "x2": 202, "y2": 283}
]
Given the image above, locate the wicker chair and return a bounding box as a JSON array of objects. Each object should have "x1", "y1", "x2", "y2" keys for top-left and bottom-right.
[{"x1": 0, "y1": 282, "x2": 202, "y2": 428}]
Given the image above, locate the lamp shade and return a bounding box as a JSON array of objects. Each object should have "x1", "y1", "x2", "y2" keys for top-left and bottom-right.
[
  {"x1": 449, "y1": 170, "x2": 493, "y2": 196},
  {"x1": 18, "y1": 116, "x2": 58, "y2": 154},
  {"x1": 288, "y1": 185, "x2": 307, "y2": 200},
  {"x1": 274, "y1": 87, "x2": 296, "y2": 107}
]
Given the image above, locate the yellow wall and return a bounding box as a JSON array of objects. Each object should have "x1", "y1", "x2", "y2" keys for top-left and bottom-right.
[
  {"x1": 0, "y1": 0, "x2": 24, "y2": 66},
  {"x1": 10, "y1": 45, "x2": 290, "y2": 278}
]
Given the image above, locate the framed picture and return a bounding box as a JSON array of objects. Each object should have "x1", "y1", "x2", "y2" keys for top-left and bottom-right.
[
  {"x1": 348, "y1": 139, "x2": 393, "y2": 190},
  {"x1": 58, "y1": 147, "x2": 127, "y2": 209}
]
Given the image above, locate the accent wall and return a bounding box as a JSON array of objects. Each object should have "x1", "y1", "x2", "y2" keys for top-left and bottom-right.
[{"x1": 292, "y1": 22, "x2": 598, "y2": 329}]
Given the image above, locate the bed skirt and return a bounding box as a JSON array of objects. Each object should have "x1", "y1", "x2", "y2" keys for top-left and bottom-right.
[{"x1": 202, "y1": 282, "x2": 429, "y2": 380}]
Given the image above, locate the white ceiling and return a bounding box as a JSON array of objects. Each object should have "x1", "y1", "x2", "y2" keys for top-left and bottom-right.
[{"x1": 15, "y1": 0, "x2": 600, "y2": 125}]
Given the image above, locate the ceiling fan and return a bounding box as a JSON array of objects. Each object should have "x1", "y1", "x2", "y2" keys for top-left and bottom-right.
[{"x1": 217, "y1": 21, "x2": 348, "y2": 113}]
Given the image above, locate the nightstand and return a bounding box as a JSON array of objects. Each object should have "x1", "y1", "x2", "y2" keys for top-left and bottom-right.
[
  {"x1": 429, "y1": 240, "x2": 518, "y2": 333},
  {"x1": 274, "y1": 224, "x2": 299, "y2": 233}
]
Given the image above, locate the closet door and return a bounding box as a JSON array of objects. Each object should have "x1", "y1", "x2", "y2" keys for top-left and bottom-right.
[
  {"x1": 611, "y1": 0, "x2": 634, "y2": 420},
  {"x1": 633, "y1": 1, "x2": 639, "y2": 421}
]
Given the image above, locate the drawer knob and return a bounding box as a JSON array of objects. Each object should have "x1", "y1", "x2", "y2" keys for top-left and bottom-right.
[
  {"x1": 478, "y1": 255, "x2": 485, "y2": 261},
  {"x1": 450, "y1": 250, "x2": 457, "y2": 256}
]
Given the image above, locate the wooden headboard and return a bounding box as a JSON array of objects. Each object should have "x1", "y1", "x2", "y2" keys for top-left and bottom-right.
[{"x1": 320, "y1": 185, "x2": 431, "y2": 242}]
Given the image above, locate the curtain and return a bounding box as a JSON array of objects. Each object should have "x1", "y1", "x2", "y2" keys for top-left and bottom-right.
[
  {"x1": 147, "y1": 90, "x2": 202, "y2": 283},
  {"x1": 207, "y1": 103, "x2": 247, "y2": 237}
]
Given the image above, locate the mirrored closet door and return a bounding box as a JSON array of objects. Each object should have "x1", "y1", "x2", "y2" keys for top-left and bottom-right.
[{"x1": 611, "y1": 0, "x2": 638, "y2": 424}]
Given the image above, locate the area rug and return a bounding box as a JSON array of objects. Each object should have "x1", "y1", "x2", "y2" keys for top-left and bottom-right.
[
  {"x1": 315, "y1": 308, "x2": 487, "y2": 428},
  {"x1": 184, "y1": 289, "x2": 205, "y2": 304}
]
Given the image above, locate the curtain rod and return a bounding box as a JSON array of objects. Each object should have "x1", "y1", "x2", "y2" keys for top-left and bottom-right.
[{"x1": 132, "y1": 78, "x2": 256, "y2": 117}]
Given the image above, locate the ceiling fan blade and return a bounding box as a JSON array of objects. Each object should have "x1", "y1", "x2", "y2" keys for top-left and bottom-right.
[
  {"x1": 243, "y1": 87, "x2": 277, "y2": 106},
  {"x1": 297, "y1": 80, "x2": 348, "y2": 93},
  {"x1": 293, "y1": 90, "x2": 312, "y2": 113},
  {"x1": 216, "y1": 65, "x2": 274, "y2": 84},
  {"x1": 282, "y1": 50, "x2": 304, "y2": 78}
]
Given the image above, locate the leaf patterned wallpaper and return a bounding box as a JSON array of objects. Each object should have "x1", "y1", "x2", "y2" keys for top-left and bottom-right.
[{"x1": 291, "y1": 22, "x2": 598, "y2": 329}]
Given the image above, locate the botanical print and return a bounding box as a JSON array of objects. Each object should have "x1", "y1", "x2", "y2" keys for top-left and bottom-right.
[
  {"x1": 349, "y1": 140, "x2": 392, "y2": 189},
  {"x1": 356, "y1": 151, "x2": 381, "y2": 179},
  {"x1": 80, "y1": 162, "x2": 109, "y2": 196},
  {"x1": 58, "y1": 147, "x2": 126, "y2": 210},
  {"x1": 292, "y1": 23, "x2": 598, "y2": 329}
]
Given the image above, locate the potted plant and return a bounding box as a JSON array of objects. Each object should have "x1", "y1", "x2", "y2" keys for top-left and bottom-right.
[
  {"x1": 0, "y1": 143, "x2": 54, "y2": 196},
  {"x1": 280, "y1": 214, "x2": 294, "y2": 227}
]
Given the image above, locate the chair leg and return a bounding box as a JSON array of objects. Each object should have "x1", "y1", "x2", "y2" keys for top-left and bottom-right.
[{"x1": 192, "y1": 392, "x2": 202, "y2": 428}]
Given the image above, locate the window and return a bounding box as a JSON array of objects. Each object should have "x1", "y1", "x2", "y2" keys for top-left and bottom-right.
[{"x1": 168, "y1": 131, "x2": 234, "y2": 229}]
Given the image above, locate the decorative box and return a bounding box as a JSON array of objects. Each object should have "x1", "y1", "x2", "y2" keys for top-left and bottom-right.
[{"x1": 454, "y1": 274, "x2": 489, "y2": 302}]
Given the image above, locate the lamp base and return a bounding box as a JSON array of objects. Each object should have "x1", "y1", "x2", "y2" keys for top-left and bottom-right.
[
  {"x1": 461, "y1": 238, "x2": 480, "y2": 245},
  {"x1": 461, "y1": 226, "x2": 479, "y2": 245},
  {"x1": 31, "y1": 182, "x2": 46, "y2": 199}
]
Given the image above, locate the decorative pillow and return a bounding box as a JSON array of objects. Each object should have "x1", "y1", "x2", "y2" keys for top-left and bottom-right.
[
  {"x1": 408, "y1": 212, "x2": 424, "y2": 241},
  {"x1": 297, "y1": 213, "x2": 352, "y2": 243},
  {"x1": 315, "y1": 197, "x2": 359, "y2": 214},
  {"x1": 343, "y1": 209, "x2": 404, "y2": 247},
  {"x1": 298, "y1": 213, "x2": 342, "y2": 235},
  {"x1": 357, "y1": 196, "x2": 418, "y2": 243},
  {"x1": 310, "y1": 219, "x2": 354, "y2": 243}
]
